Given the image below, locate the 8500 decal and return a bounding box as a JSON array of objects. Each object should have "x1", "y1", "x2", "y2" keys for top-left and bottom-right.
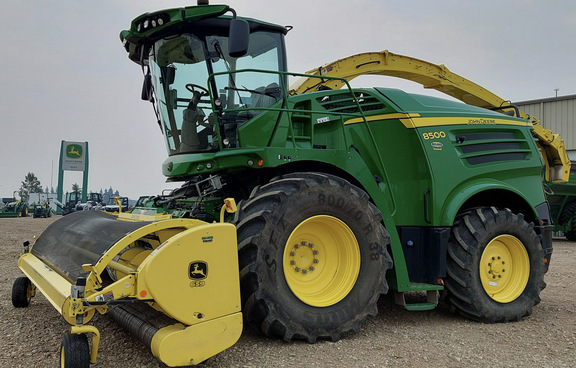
[{"x1": 422, "y1": 131, "x2": 446, "y2": 140}]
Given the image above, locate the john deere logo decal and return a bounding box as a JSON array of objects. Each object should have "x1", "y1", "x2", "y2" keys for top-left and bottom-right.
[
  {"x1": 189, "y1": 261, "x2": 208, "y2": 280},
  {"x1": 66, "y1": 144, "x2": 83, "y2": 158}
]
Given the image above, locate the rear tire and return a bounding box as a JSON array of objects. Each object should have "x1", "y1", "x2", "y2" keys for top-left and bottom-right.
[
  {"x1": 445, "y1": 207, "x2": 546, "y2": 322},
  {"x1": 12, "y1": 276, "x2": 33, "y2": 308},
  {"x1": 60, "y1": 333, "x2": 90, "y2": 368},
  {"x1": 236, "y1": 172, "x2": 392, "y2": 342},
  {"x1": 559, "y1": 201, "x2": 576, "y2": 241}
]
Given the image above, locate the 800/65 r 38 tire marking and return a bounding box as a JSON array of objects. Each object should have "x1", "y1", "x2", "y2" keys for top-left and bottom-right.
[{"x1": 236, "y1": 172, "x2": 392, "y2": 342}]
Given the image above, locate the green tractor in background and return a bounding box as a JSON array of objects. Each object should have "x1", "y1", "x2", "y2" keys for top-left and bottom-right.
[
  {"x1": 546, "y1": 161, "x2": 576, "y2": 240},
  {"x1": 0, "y1": 192, "x2": 28, "y2": 218},
  {"x1": 31, "y1": 201, "x2": 53, "y2": 218}
]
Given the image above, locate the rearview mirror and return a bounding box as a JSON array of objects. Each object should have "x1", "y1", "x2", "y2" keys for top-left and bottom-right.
[
  {"x1": 141, "y1": 74, "x2": 153, "y2": 101},
  {"x1": 229, "y1": 18, "x2": 249, "y2": 58}
]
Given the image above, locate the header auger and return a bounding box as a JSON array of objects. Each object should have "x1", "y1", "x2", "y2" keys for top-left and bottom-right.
[{"x1": 13, "y1": 1, "x2": 560, "y2": 366}]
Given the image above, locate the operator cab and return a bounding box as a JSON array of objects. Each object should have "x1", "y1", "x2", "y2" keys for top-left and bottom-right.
[{"x1": 134, "y1": 6, "x2": 288, "y2": 156}]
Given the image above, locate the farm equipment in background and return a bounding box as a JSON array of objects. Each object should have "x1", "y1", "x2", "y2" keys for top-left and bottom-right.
[
  {"x1": 134, "y1": 195, "x2": 154, "y2": 208},
  {"x1": 12, "y1": 1, "x2": 566, "y2": 366},
  {"x1": 59, "y1": 191, "x2": 82, "y2": 215},
  {"x1": 0, "y1": 192, "x2": 28, "y2": 218},
  {"x1": 546, "y1": 161, "x2": 576, "y2": 240},
  {"x1": 103, "y1": 196, "x2": 129, "y2": 213},
  {"x1": 31, "y1": 201, "x2": 53, "y2": 218},
  {"x1": 75, "y1": 192, "x2": 104, "y2": 211}
]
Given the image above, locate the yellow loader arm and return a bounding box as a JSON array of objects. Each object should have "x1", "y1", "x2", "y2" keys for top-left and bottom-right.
[{"x1": 290, "y1": 50, "x2": 570, "y2": 182}]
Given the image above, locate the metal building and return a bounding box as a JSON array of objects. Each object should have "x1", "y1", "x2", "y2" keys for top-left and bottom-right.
[{"x1": 515, "y1": 95, "x2": 576, "y2": 159}]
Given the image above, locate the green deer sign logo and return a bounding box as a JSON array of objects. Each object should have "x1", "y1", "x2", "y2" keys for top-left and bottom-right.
[{"x1": 66, "y1": 144, "x2": 83, "y2": 159}]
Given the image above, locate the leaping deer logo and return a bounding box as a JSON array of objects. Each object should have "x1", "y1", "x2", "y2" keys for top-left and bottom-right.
[
  {"x1": 66, "y1": 144, "x2": 83, "y2": 158},
  {"x1": 189, "y1": 261, "x2": 208, "y2": 280}
]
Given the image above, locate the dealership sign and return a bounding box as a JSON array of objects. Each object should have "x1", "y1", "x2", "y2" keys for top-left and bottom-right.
[{"x1": 61, "y1": 141, "x2": 87, "y2": 171}]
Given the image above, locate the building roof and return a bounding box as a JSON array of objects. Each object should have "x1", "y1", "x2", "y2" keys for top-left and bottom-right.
[{"x1": 514, "y1": 94, "x2": 576, "y2": 105}]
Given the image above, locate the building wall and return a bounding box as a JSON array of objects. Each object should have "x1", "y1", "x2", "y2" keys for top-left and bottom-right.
[{"x1": 515, "y1": 95, "x2": 576, "y2": 159}]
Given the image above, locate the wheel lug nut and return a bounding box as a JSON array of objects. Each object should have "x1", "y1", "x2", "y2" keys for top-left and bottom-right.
[
  {"x1": 309, "y1": 267, "x2": 315, "y2": 271},
  {"x1": 302, "y1": 270, "x2": 308, "y2": 274},
  {"x1": 290, "y1": 251, "x2": 296, "y2": 256},
  {"x1": 313, "y1": 259, "x2": 319, "y2": 263},
  {"x1": 313, "y1": 250, "x2": 319, "y2": 255},
  {"x1": 290, "y1": 261, "x2": 296, "y2": 265},
  {"x1": 295, "y1": 267, "x2": 301, "y2": 272}
]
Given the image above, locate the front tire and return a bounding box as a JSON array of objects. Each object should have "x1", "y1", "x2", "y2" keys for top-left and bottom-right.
[
  {"x1": 12, "y1": 276, "x2": 34, "y2": 308},
  {"x1": 236, "y1": 172, "x2": 392, "y2": 342},
  {"x1": 60, "y1": 333, "x2": 90, "y2": 368},
  {"x1": 445, "y1": 207, "x2": 546, "y2": 322}
]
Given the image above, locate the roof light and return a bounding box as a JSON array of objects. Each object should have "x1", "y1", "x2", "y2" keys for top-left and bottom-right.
[{"x1": 136, "y1": 14, "x2": 171, "y2": 33}]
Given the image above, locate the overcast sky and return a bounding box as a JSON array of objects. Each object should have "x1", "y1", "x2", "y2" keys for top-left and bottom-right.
[{"x1": 2, "y1": 1, "x2": 575, "y2": 200}]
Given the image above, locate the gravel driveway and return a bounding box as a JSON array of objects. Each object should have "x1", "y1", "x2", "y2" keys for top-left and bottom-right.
[{"x1": 1, "y1": 216, "x2": 575, "y2": 367}]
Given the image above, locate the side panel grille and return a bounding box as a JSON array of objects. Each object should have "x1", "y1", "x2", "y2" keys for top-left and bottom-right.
[{"x1": 454, "y1": 131, "x2": 532, "y2": 165}]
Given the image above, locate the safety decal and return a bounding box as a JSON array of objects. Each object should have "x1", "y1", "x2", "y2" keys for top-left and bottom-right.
[{"x1": 95, "y1": 292, "x2": 114, "y2": 302}]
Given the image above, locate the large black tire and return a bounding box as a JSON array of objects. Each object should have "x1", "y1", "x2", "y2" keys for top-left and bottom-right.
[
  {"x1": 236, "y1": 172, "x2": 392, "y2": 342},
  {"x1": 445, "y1": 207, "x2": 547, "y2": 323},
  {"x1": 559, "y1": 201, "x2": 576, "y2": 241},
  {"x1": 12, "y1": 276, "x2": 33, "y2": 308},
  {"x1": 60, "y1": 333, "x2": 90, "y2": 368}
]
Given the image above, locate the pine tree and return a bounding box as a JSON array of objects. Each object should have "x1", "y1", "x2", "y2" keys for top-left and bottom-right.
[{"x1": 19, "y1": 172, "x2": 42, "y2": 201}]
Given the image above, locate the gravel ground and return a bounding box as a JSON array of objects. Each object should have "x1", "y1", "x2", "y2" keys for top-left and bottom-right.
[{"x1": 1, "y1": 215, "x2": 575, "y2": 367}]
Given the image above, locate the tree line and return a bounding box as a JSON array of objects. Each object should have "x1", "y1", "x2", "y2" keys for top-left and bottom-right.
[{"x1": 16, "y1": 172, "x2": 121, "y2": 201}]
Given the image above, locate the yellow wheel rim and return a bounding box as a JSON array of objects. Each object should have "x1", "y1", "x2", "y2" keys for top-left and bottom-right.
[
  {"x1": 480, "y1": 235, "x2": 530, "y2": 303},
  {"x1": 283, "y1": 215, "x2": 360, "y2": 307}
]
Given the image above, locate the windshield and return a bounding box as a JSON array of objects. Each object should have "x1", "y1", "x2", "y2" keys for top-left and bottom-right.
[{"x1": 149, "y1": 30, "x2": 285, "y2": 155}]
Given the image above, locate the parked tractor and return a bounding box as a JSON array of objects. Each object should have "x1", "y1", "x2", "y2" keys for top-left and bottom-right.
[
  {"x1": 0, "y1": 192, "x2": 28, "y2": 218},
  {"x1": 31, "y1": 201, "x2": 53, "y2": 218},
  {"x1": 59, "y1": 191, "x2": 82, "y2": 215},
  {"x1": 12, "y1": 2, "x2": 566, "y2": 366},
  {"x1": 75, "y1": 192, "x2": 104, "y2": 211}
]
